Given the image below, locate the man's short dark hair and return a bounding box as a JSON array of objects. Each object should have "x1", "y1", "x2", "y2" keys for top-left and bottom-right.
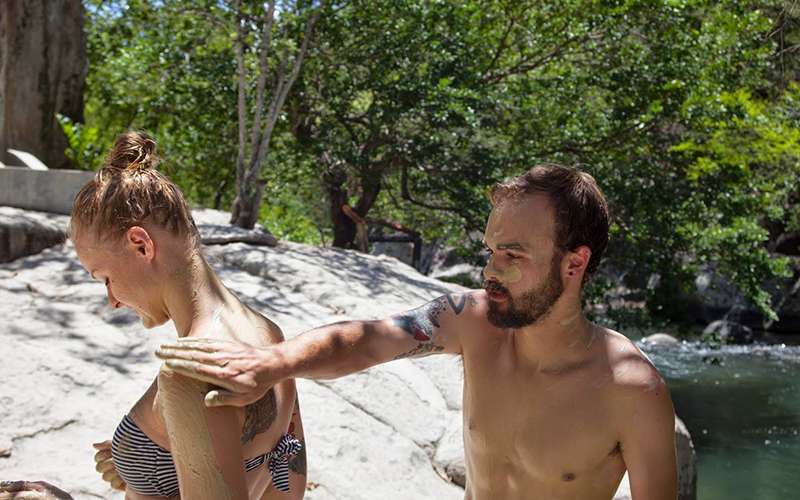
[{"x1": 489, "y1": 163, "x2": 610, "y2": 281}]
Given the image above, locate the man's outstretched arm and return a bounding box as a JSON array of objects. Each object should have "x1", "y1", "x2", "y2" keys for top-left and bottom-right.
[{"x1": 156, "y1": 292, "x2": 474, "y2": 406}]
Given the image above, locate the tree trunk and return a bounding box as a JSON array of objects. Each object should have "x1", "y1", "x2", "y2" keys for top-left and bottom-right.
[
  {"x1": 229, "y1": 182, "x2": 265, "y2": 229},
  {"x1": 0, "y1": 0, "x2": 86, "y2": 169},
  {"x1": 322, "y1": 162, "x2": 384, "y2": 250},
  {"x1": 321, "y1": 162, "x2": 356, "y2": 248}
]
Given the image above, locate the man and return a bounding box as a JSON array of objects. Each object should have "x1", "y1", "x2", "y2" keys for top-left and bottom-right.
[{"x1": 157, "y1": 164, "x2": 678, "y2": 500}]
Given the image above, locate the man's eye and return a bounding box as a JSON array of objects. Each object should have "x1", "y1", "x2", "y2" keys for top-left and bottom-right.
[{"x1": 483, "y1": 247, "x2": 494, "y2": 255}]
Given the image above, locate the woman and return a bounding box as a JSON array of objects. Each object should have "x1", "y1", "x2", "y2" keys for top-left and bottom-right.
[{"x1": 70, "y1": 131, "x2": 306, "y2": 499}]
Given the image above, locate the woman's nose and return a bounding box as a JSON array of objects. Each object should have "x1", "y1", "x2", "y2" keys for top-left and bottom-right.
[{"x1": 107, "y1": 286, "x2": 121, "y2": 308}]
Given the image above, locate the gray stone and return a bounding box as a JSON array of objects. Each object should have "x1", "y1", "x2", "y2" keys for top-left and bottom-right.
[
  {"x1": 0, "y1": 207, "x2": 69, "y2": 263},
  {"x1": 641, "y1": 333, "x2": 680, "y2": 345},
  {"x1": 0, "y1": 434, "x2": 12, "y2": 458},
  {"x1": 433, "y1": 413, "x2": 466, "y2": 487},
  {"x1": 430, "y1": 263, "x2": 483, "y2": 288},
  {"x1": 198, "y1": 224, "x2": 278, "y2": 246},
  {"x1": 0, "y1": 168, "x2": 94, "y2": 215},
  {"x1": 675, "y1": 416, "x2": 697, "y2": 500},
  {"x1": 689, "y1": 260, "x2": 800, "y2": 335},
  {"x1": 297, "y1": 380, "x2": 463, "y2": 500},
  {"x1": 192, "y1": 208, "x2": 278, "y2": 246},
  {"x1": 703, "y1": 319, "x2": 757, "y2": 345},
  {"x1": 0, "y1": 0, "x2": 86, "y2": 170}
]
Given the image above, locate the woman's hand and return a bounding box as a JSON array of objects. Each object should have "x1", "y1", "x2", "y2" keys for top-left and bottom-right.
[
  {"x1": 92, "y1": 441, "x2": 126, "y2": 491},
  {"x1": 0, "y1": 481, "x2": 73, "y2": 500},
  {"x1": 156, "y1": 338, "x2": 276, "y2": 407}
]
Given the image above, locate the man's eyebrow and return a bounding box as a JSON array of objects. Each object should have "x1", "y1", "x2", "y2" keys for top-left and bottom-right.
[{"x1": 497, "y1": 242, "x2": 526, "y2": 251}]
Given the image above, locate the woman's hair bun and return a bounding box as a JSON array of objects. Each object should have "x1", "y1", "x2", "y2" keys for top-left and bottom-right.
[{"x1": 106, "y1": 131, "x2": 160, "y2": 171}]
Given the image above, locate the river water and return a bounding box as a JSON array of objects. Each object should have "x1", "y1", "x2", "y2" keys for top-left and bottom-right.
[{"x1": 641, "y1": 342, "x2": 800, "y2": 500}]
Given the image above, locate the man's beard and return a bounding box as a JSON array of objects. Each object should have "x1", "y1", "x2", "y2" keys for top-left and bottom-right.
[{"x1": 485, "y1": 255, "x2": 564, "y2": 329}]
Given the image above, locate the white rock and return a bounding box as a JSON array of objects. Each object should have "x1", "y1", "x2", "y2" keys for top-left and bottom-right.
[{"x1": 641, "y1": 333, "x2": 680, "y2": 345}]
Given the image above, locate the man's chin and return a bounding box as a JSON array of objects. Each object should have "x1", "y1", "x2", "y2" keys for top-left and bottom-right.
[{"x1": 488, "y1": 303, "x2": 529, "y2": 329}]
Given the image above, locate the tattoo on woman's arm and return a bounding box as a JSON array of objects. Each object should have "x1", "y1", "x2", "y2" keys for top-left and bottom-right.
[
  {"x1": 288, "y1": 440, "x2": 307, "y2": 475},
  {"x1": 241, "y1": 388, "x2": 277, "y2": 444}
]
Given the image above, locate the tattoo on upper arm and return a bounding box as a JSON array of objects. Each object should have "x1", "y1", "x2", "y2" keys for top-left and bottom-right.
[
  {"x1": 391, "y1": 293, "x2": 474, "y2": 359},
  {"x1": 241, "y1": 388, "x2": 277, "y2": 444},
  {"x1": 288, "y1": 439, "x2": 307, "y2": 476}
]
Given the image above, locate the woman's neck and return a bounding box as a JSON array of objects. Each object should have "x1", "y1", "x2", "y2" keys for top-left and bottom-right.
[{"x1": 162, "y1": 252, "x2": 231, "y2": 338}]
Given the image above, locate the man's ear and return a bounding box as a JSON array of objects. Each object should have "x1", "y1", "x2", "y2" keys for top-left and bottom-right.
[
  {"x1": 565, "y1": 245, "x2": 591, "y2": 279},
  {"x1": 126, "y1": 226, "x2": 155, "y2": 261}
]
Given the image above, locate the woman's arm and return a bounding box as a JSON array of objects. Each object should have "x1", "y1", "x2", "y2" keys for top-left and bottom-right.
[
  {"x1": 259, "y1": 396, "x2": 307, "y2": 499},
  {"x1": 157, "y1": 366, "x2": 249, "y2": 500}
]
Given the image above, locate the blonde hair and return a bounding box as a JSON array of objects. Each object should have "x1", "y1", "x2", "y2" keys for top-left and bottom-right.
[{"x1": 70, "y1": 131, "x2": 198, "y2": 243}]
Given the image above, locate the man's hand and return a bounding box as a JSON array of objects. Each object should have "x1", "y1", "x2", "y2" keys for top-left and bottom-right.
[
  {"x1": 155, "y1": 338, "x2": 274, "y2": 407},
  {"x1": 0, "y1": 481, "x2": 73, "y2": 500},
  {"x1": 92, "y1": 441, "x2": 125, "y2": 491}
]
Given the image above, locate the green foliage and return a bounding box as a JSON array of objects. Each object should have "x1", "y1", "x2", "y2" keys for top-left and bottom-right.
[
  {"x1": 81, "y1": 0, "x2": 800, "y2": 328},
  {"x1": 57, "y1": 114, "x2": 105, "y2": 171}
]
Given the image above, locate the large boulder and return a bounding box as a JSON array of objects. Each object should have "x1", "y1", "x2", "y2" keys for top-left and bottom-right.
[
  {"x1": 702, "y1": 319, "x2": 758, "y2": 345},
  {"x1": 689, "y1": 260, "x2": 800, "y2": 335},
  {"x1": 0, "y1": 0, "x2": 86, "y2": 169},
  {"x1": 0, "y1": 207, "x2": 68, "y2": 263}
]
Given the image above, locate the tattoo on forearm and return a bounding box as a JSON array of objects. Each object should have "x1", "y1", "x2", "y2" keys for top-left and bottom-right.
[
  {"x1": 288, "y1": 439, "x2": 307, "y2": 476},
  {"x1": 391, "y1": 293, "x2": 473, "y2": 359},
  {"x1": 241, "y1": 388, "x2": 277, "y2": 444},
  {"x1": 394, "y1": 343, "x2": 445, "y2": 359}
]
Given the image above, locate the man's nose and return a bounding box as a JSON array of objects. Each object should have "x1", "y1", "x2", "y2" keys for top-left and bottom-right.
[{"x1": 483, "y1": 257, "x2": 502, "y2": 281}]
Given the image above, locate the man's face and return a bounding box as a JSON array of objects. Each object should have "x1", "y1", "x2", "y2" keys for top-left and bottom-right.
[{"x1": 482, "y1": 193, "x2": 565, "y2": 328}]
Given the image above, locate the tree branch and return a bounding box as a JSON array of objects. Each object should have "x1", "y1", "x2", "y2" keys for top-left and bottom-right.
[
  {"x1": 247, "y1": 1, "x2": 324, "y2": 188},
  {"x1": 234, "y1": 2, "x2": 248, "y2": 193},
  {"x1": 249, "y1": 1, "x2": 277, "y2": 159},
  {"x1": 481, "y1": 31, "x2": 602, "y2": 85}
]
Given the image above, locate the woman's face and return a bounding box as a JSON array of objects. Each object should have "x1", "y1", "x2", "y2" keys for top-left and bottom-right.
[{"x1": 73, "y1": 225, "x2": 169, "y2": 329}]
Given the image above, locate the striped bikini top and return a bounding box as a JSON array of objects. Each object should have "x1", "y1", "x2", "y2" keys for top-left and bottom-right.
[{"x1": 111, "y1": 414, "x2": 301, "y2": 497}]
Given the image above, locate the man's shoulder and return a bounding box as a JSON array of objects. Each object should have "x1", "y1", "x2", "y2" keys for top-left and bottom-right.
[
  {"x1": 422, "y1": 289, "x2": 492, "y2": 338},
  {"x1": 426, "y1": 289, "x2": 486, "y2": 319},
  {"x1": 601, "y1": 328, "x2": 669, "y2": 399}
]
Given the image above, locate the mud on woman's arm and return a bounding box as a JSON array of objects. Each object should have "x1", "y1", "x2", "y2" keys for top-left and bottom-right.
[{"x1": 157, "y1": 366, "x2": 249, "y2": 500}]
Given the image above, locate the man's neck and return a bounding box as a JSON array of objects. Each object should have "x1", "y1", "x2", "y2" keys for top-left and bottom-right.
[
  {"x1": 510, "y1": 296, "x2": 598, "y2": 372},
  {"x1": 162, "y1": 252, "x2": 231, "y2": 338}
]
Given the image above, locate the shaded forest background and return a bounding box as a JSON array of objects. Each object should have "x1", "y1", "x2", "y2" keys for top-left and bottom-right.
[{"x1": 67, "y1": 0, "x2": 800, "y2": 333}]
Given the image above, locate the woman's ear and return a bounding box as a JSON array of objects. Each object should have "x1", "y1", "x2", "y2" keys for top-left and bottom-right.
[{"x1": 126, "y1": 226, "x2": 155, "y2": 261}]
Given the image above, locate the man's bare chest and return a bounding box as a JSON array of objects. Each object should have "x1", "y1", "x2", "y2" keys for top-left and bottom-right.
[{"x1": 462, "y1": 358, "x2": 624, "y2": 484}]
